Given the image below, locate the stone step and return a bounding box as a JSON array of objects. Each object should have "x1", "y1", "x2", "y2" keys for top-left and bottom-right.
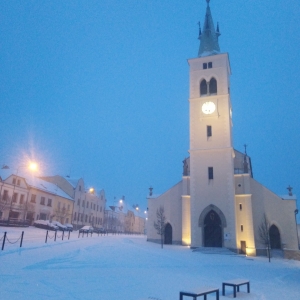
[{"x1": 192, "y1": 247, "x2": 237, "y2": 255}]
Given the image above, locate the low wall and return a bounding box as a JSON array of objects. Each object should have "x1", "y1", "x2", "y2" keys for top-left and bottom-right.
[{"x1": 284, "y1": 249, "x2": 300, "y2": 261}]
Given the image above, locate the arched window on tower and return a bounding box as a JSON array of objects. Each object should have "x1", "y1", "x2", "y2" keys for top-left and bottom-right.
[
  {"x1": 209, "y1": 78, "x2": 217, "y2": 94},
  {"x1": 200, "y1": 79, "x2": 207, "y2": 96}
]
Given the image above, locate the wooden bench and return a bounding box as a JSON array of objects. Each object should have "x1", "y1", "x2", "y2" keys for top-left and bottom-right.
[
  {"x1": 222, "y1": 279, "x2": 250, "y2": 298},
  {"x1": 179, "y1": 287, "x2": 219, "y2": 300}
]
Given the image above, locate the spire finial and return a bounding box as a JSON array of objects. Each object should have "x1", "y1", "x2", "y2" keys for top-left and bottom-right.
[
  {"x1": 244, "y1": 144, "x2": 248, "y2": 155},
  {"x1": 206, "y1": 0, "x2": 210, "y2": 5},
  {"x1": 287, "y1": 185, "x2": 293, "y2": 196}
]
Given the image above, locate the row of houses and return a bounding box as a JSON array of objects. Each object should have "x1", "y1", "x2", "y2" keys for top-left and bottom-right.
[
  {"x1": 105, "y1": 201, "x2": 146, "y2": 234},
  {"x1": 0, "y1": 169, "x2": 146, "y2": 234}
]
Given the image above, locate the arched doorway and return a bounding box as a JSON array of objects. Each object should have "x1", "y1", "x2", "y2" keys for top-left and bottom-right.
[
  {"x1": 204, "y1": 210, "x2": 222, "y2": 247},
  {"x1": 164, "y1": 223, "x2": 172, "y2": 245},
  {"x1": 269, "y1": 225, "x2": 281, "y2": 249}
]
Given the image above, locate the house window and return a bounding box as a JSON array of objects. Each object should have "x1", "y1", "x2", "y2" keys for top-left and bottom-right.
[
  {"x1": 74, "y1": 212, "x2": 77, "y2": 221},
  {"x1": 12, "y1": 193, "x2": 18, "y2": 203},
  {"x1": 94, "y1": 204, "x2": 96, "y2": 210},
  {"x1": 30, "y1": 194, "x2": 36, "y2": 203},
  {"x1": 77, "y1": 199, "x2": 80, "y2": 206},
  {"x1": 239, "y1": 204, "x2": 242, "y2": 211},
  {"x1": 100, "y1": 218, "x2": 102, "y2": 225},
  {"x1": 12, "y1": 178, "x2": 16, "y2": 185},
  {"x1": 207, "y1": 125, "x2": 212, "y2": 137},
  {"x1": 97, "y1": 205, "x2": 99, "y2": 211},
  {"x1": 241, "y1": 225, "x2": 244, "y2": 232},
  {"x1": 47, "y1": 199, "x2": 52, "y2": 207},
  {"x1": 203, "y1": 63, "x2": 208, "y2": 69},
  {"x1": 17, "y1": 179, "x2": 21, "y2": 186},
  {"x1": 82, "y1": 200, "x2": 85, "y2": 207},
  {"x1": 208, "y1": 62, "x2": 213, "y2": 68},
  {"x1": 79, "y1": 185, "x2": 81, "y2": 192},
  {"x1": 85, "y1": 214, "x2": 88, "y2": 222},
  {"x1": 40, "y1": 197, "x2": 45, "y2": 205},
  {"x1": 81, "y1": 214, "x2": 84, "y2": 222},
  {"x1": 87, "y1": 201, "x2": 89, "y2": 208},
  {"x1": 40, "y1": 213, "x2": 47, "y2": 220},
  {"x1": 200, "y1": 79, "x2": 208, "y2": 96},
  {"x1": 3, "y1": 190, "x2": 9, "y2": 201},
  {"x1": 20, "y1": 194, "x2": 25, "y2": 204},
  {"x1": 208, "y1": 167, "x2": 214, "y2": 180},
  {"x1": 100, "y1": 206, "x2": 102, "y2": 212}
]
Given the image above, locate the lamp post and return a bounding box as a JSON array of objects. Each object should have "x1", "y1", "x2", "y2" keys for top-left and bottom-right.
[{"x1": 295, "y1": 209, "x2": 299, "y2": 249}]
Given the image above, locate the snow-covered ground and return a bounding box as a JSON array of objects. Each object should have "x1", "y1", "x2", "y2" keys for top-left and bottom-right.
[{"x1": 1, "y1": 227, "x2": 300, "y2": 300}]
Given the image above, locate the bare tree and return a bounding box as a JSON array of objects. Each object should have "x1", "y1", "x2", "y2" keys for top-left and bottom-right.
[
  {"x1": 154, "y1": 206, "x2": 166, "y2": 249},
  {"x1": 259, "y1": 213, "x2": 271, "y2": 262},
  {"x1": 54, "y1": 206, "x2": 71, "y2": 224}
]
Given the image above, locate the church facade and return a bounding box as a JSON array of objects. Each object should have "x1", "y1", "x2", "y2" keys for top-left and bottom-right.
[{"x1": 147, "y1": 1, "x2": 299, "y2": 256}]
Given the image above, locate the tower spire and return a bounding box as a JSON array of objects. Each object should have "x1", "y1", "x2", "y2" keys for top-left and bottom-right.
[{"x1": 198, "y1": 0, "x2": 221, "y2": 57}]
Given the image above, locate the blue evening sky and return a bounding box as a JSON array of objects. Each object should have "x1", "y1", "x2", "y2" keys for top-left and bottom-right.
[{"x1": 0, "y1": 0, "x2": 299, "y2": 214}]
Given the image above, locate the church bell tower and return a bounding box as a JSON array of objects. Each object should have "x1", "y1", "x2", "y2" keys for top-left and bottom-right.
[{"x1": 188, "y1": 0, "x2": 237, "y2": 250}]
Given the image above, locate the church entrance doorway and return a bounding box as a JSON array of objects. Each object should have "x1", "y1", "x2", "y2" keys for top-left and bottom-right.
[
  {"x1": 240, "y1": 241, "x2": 247, "y2": 254},
  {"x1": 269, "y1": 225, "x2": 281, "y2": 249},
  {"x1": 204, "y1": 210, "x2": 222, "y2": 247},
  {"x1": 164, "y1": 223, "x2": 172, "y2": 245}
]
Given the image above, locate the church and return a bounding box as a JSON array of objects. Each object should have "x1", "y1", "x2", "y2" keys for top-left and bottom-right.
[{"x1": 147, "y1": 0, "x2": 299, "y2": 257}]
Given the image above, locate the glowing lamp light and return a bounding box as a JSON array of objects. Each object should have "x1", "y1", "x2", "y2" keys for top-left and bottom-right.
[
  {"x1": 28, "y1": 162, "x2": 38, "y2": 171},
  {"x1": 119, "y1": 199, "x2": 123, "y2": 203},
  {"x1": 89, "y1": 188, "x2": 94, "y2": 193}
]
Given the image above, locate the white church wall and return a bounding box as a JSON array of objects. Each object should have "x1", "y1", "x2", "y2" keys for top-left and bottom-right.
[
  {"x1": 190, "y1": 148, "x2": 237, "y2": 249},
  {"x1": 147, "y1": 181, "x2": 183, "y2": 245},
  {"x1": 250, "y1": 178, "x2": 298, "y2": 251},
  {"x1": 181, "y1": 195, "x2": 191, "y2": 246},
  {"x1": 234, "y1": 174, "x2": 256, "y2": 255}
]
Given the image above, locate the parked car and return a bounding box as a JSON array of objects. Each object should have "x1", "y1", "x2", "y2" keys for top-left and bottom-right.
[
  {"x1": 51, "y1": 221, "x2": 67, "y2": 231},
  {"x1": 64, "y1": 223, "x2": 73, "y2": 232},
  {"x1": 79, "y1": 226, "x2": 94, "y2": 233},
  {"x1": 33, "y1": 220, "x2": 58, "y2": 231}
]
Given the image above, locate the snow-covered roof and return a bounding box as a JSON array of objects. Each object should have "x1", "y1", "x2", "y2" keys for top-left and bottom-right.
[
  {"x1": 25, "y1": 176, "x2": 73, "y2": 201},
  {"x1": 0, "y1": 170, "x2": 73, "y2": 201}
]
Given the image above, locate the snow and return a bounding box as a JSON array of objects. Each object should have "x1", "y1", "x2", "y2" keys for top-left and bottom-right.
[{"x1": 1, "y1": 227, "x2": 300, "y2": 300}]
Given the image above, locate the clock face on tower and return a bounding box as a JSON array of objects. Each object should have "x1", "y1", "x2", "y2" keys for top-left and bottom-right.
[{"x1": 202, "y1": 101, "x2": 216, "y2": 114}]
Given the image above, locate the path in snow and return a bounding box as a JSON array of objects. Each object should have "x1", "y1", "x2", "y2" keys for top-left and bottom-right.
[{"x1": 0, "y1": 227, "x2": 300, "y2": 300}]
